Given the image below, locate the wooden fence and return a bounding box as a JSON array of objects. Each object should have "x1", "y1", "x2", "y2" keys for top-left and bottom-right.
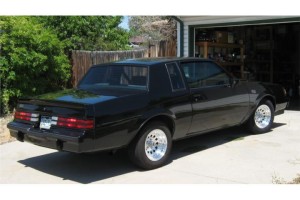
[
  {"x1": 71, "y1": 40, "x2": 177, "y2": 86},
  {"x1": 148, "y1": 40, "x2": 177, "y2": 57},
  {"x1": 71, "y1": 49, "x2": 147, "y2": 85}
]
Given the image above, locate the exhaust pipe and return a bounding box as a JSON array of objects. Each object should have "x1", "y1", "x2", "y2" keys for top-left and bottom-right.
[{"x1": 56, "y1": 140, "x2": 64, "y2": 151}]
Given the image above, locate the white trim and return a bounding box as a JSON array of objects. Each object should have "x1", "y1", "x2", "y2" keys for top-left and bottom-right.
[
  {"x1": 177, "y1": 22, "x2": 181, "y2": 57},
  {"x1": 179, "y1": 16, "x2": 300, "y2": 58},
  {"x1": 183, "y1": 25, "x2": 189, "y2": 57},
  {"x1": 179, "y1": 16, "x2": 299, "y2": 26}
]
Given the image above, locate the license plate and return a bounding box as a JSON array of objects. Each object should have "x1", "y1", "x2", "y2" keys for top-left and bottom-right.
[{"x1": 40, "y1": 116, "x2": 52, "y2": 129}]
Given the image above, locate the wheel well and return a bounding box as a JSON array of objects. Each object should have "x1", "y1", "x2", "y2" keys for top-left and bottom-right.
[
  {"x1": 141, "y1": 115, "x2": 175, "y2": 137},
  {"x1": 261, "y1": 96, "x2": 276, "y2": 110}
]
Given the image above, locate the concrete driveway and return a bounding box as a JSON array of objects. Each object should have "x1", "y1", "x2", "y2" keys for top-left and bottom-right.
[{"x1": 1, "y1": 110, "x2": 299, "y2": 184}]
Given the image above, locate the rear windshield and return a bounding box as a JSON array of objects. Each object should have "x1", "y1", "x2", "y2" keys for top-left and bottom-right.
[{"x1": 78, "y1": 65, "x2": 148, "y2": 91}]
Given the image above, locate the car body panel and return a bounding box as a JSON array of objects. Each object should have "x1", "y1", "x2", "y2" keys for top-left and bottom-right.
[{"x1": 188, "y1": 83, "x2": 250, "y2": 135}]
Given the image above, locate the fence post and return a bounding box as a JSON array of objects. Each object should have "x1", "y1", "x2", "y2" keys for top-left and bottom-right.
[{"x1": 148, "y1": 40, "x2": 151, "y2": 57}]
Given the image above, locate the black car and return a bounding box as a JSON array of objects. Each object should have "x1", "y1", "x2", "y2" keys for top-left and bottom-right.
[{"x1": 8, "y1": 58, "x2": 289, "y2": 169}]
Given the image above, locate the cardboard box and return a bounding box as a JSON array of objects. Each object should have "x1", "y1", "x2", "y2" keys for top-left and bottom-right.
[
  {"x1": 215, "y1": 31, "x2": 228, "y2": 43},
  {"x1": 228, "y1": 32, "x2": 234, "y2": 43}
]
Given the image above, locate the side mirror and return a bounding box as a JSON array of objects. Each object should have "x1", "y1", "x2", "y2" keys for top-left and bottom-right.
[{"x1": 230, "y1": 78, "x2": 239, "y2": 86}]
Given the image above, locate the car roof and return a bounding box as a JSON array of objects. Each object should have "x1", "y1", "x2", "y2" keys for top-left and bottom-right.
[{"x1": 92, "y1": 57, "x2": 212, "y2": 67}]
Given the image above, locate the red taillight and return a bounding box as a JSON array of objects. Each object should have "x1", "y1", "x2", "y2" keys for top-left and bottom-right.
[
  {"x1": 53, "y1": 116, "x2": 94, "y2": 129},
  {"x1": 14, "y1": 111, "x2": 39, "y2": 122}
]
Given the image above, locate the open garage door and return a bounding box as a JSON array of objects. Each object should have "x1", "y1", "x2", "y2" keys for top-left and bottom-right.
[{"x1": 188, "y1": 20, "x2": 300, "y2": 110}]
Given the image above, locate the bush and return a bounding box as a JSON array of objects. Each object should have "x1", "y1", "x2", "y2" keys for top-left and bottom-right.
[
  {"x1": 37, "y1": 16, "x2": 130, "y2": 51},
  {"x1": 0, "y1": 17, "x2": 71, "y2": 114}
]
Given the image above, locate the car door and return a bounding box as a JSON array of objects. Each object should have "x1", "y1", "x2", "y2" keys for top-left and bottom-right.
[{"x1": 180, "y1": 61, "x2": 249, "y2": 135}]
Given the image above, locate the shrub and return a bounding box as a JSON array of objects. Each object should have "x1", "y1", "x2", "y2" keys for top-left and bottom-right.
[{"x1": 0, "y1": 17, "x2": 71, "y2": 114}]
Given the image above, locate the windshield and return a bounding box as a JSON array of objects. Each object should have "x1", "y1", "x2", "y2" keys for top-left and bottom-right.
[{"x1": 78, "y1": 65, "x2": 148, "y2": 91}]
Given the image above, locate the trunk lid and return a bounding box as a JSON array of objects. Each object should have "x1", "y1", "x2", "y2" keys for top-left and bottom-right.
[
  {"x1": 14, "y1": 88, "x2": 145, "y2": 129},
  {"x1": 15, "y1": 89, "x2": 101, "y2": 131},
  {"x1": 17, "y1": 89, "x2": 103, "y2": 118}
]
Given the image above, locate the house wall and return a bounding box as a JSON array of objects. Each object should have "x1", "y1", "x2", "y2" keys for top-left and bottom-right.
[{"x1": 177, "y1": 16, "x2": 300, "y2": 57}]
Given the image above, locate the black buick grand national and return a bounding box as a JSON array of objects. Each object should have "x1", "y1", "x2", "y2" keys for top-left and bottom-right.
[{"x1": 8, "y1": 58, "x2": 289, "y2": 169}]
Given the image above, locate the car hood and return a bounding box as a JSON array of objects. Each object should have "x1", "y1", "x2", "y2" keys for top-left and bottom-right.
[{"x1": 34, "y1": 88, "x2": 145, "y2": 105}]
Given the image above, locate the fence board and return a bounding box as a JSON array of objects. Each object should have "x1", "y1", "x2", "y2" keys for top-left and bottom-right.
[{"x1": 71, "y1": 40, "x2": 176, "y2": 86}]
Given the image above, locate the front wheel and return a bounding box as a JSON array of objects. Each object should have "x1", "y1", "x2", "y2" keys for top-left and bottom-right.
[
  {"x1": 128, "y1": 122, "x2": 172, "y2": 170},
  {"x1": 247, "y1": 100, "x2": 274, "y2": 134}
]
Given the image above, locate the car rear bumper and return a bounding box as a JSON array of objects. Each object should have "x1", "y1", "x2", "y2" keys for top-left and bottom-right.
[{"x1": 7, "y1": 121, "x2": 94, "y2": 153}]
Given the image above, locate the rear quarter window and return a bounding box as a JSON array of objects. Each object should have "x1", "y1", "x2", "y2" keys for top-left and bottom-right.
[{"x1": 165, "y1": 62, "x2": 185, "y2": 91}]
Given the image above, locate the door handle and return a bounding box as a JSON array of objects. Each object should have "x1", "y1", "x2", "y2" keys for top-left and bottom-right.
[{"x1": 193, "y1": 94, "x2": 204, "y2": 102}]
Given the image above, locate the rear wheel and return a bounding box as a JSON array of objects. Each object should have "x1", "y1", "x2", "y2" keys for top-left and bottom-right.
[
  {"x1": 247, "y1": 100, "x2": 274, "y2": 134},
  {"x1": 128, "y1": 122, "x2": 172, "y2": 170}
]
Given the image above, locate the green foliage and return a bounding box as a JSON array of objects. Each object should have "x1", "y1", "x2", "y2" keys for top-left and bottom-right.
[
  {"x1": 0, "y1": 17, "x2": 71, "y2": 114},
  {"x1": 37, "y1": 16, "x2": 130, "y2": 51},
  {"x1": 0, "y1": 16, "x2": 129, "y2": 114}
]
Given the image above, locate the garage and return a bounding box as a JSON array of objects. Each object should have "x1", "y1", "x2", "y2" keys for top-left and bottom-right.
[{"x1": 175, "y1": 16, "x2": 300, "y2": 108}]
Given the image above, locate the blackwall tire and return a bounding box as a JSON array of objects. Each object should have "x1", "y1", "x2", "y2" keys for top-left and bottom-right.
[{"x1": 128, "y1": 121, "x2": 172, "y2": 170}]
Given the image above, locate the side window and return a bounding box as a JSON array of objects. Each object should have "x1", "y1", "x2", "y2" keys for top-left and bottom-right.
[
  {"x1": 166, "y1": 62, "x2": 185, "y2": 91},
  {"x1": 181, "y1": 61, "x2": 230, "y2": 88}
]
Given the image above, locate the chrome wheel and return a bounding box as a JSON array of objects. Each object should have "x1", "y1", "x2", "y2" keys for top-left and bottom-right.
[
  {"x1": 145, "y1": 129, "x2": 168, "y2": 161},
  {"x1": 254, "y1": 104, "x2": 271, "y2": 129}
]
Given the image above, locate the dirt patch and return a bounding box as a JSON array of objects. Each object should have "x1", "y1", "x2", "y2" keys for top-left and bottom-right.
[
  {"x1": 273, "y1": 174, "x2": 300, "y2": 184},
  {"x1": 0, "y1": 114, "x2": 15, "y2": 144}
]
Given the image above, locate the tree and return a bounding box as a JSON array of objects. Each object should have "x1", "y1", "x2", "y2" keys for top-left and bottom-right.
[
  {"x1": 129, "y1": 16, "x2": 176, "y2": 41},
  {"x1": 0, "y1": 17, "x2": 70, "y2": 114},
  {"x1": 0, "y1": 16, "x2": 131, "y2": 114},
  {"x1": 37, "y1": 16, "x2": 130, "y2": 51}
]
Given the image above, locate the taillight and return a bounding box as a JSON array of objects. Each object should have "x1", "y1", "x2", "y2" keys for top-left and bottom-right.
[
  {"x1": 51, "y1": 116, "x2": 94, "y2": 129},
  {"x1": 14, "y1": 111, "x2": 39, "y2": 122}
]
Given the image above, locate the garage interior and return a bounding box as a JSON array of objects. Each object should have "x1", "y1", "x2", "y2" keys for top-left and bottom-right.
[{"x1": 194, "y1": 22, "x2": 300, "y2": 109}]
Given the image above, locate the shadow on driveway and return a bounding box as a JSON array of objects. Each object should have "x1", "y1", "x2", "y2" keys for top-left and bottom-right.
[
  {"x1": 18, "y1": 123, "x2": 286, "y2": 183},
  {"x1": 19, "y1": 150, "x2": 136, "y2": 184}
]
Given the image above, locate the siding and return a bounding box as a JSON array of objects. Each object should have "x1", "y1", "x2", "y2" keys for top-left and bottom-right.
[{"x1": 177, "y1": 16, "x2": 300, "y2": 57}]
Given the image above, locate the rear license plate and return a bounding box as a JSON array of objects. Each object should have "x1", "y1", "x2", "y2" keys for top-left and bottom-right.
[{"x1": 40, "y1": 116, "x2": 52, "y2": 129}]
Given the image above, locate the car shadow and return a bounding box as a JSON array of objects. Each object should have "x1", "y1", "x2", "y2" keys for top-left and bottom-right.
[
  {"x1": 18, "y1": 150, "x2": 135, "y2": 184},
  {"x1": 18, "y1": 123, "x2": 286, "y2": 184},
  {"x1": 170, "y1": 122, "x2": 286, "y2": 161}
]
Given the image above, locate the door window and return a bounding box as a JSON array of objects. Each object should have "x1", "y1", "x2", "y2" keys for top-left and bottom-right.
[{"x1": 181, "y1": 62, "x2": 230, "y2": 88}]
